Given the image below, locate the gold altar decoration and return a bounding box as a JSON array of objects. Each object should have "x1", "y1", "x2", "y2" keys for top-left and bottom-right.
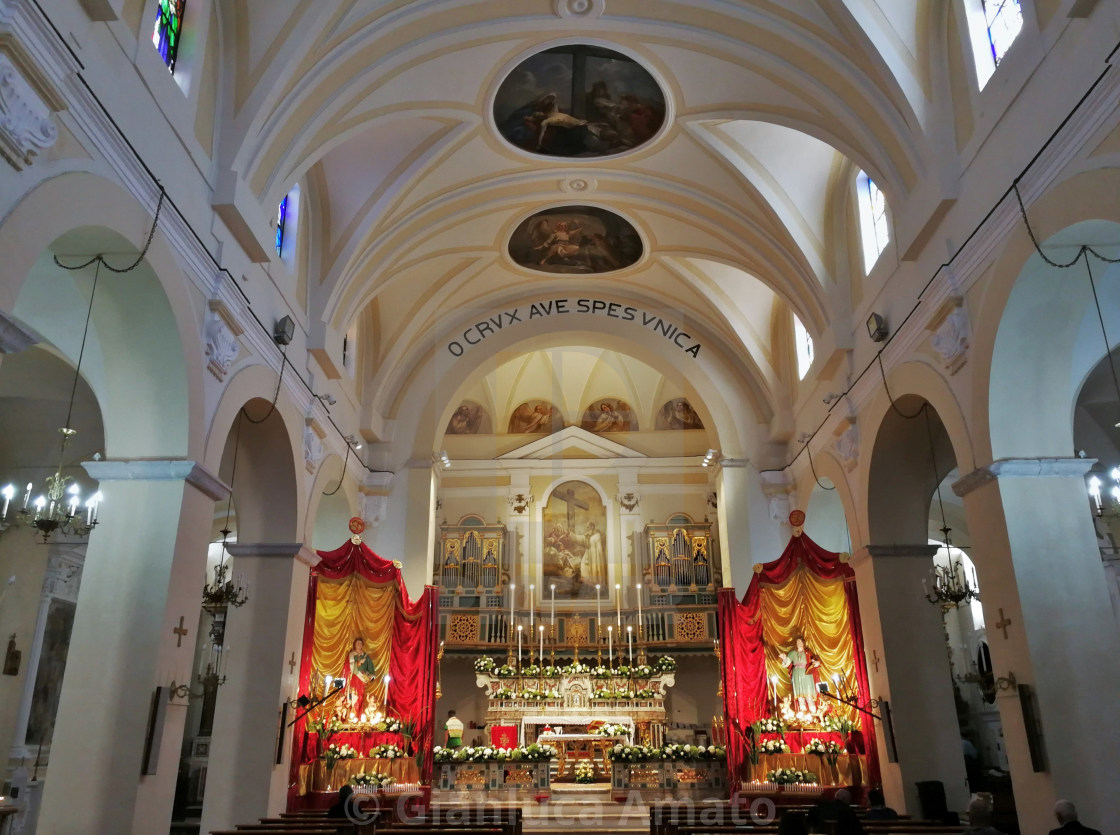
[
  {"x1": 675, "y1": 612, "x2": 708, "y2": 641},
  {"x1": 448, "y1": 614, "x2": 478, "y2": 644},
  {"x1": 297, "y1": 757, "x2": 420, "y2": 795}
]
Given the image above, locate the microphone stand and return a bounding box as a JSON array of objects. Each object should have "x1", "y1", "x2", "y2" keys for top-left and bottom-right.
[
  {"x1": 816, "y1": 687, "x2": 882, "y2": 722},
  {"x1": 288, "y1": 681, "x2": 344, "y2": 727}
]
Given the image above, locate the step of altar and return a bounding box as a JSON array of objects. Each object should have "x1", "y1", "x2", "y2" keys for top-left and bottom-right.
[{"x1": 523, "y1": 785, "x2": 649, "y2": 832}]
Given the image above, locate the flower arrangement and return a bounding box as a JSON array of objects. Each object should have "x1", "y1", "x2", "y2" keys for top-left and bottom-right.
[
  {"x1": 540, "y1": 665, "x2": 561, "y2": 678},
  {"x1": 760, "y1": 739, "x2": 790, "y2": 754},
  {"x1": 323, "y1": 742, "x2": 358, "y2": 771},
  {"x1": 766, "y1": 768, "x2": 818, "y2": 785},
  {"x1": 614, "y1": 665, "x2": 632, "y2": 677},
  {"x1": 307, "y1": 715, "x2": 344, "y2": 737},
  {"x1": 519, "y1": 687, "x2": 561, "y2": 701},
  {"x1": 820, "y1": 715, "x2": 855, "y2": 734},
  {"x1": 350, "y1": 771, "x2": 394, "y2": 788},
  {"x1": 593, "y1": 687, "x2": 635, "y2": 700},
  {"x1": 609, "y1": 744, "x2": 726, "y2": 762},
  {"x1": 489, "y1": 686, "x2": 514, "y2": 699},
  {"x1": 589, "y1": 665, "x2": 611, "y2": 679},
  {"x1": 474, "y1": 656, "x2": 496, "y2": 673},
  {"x1": 634, "y1": 688, "x2": 656, "y2": 699},
  {"x1": 825, "y1": 740, "x2": 843, "y2": 766},
  {"x1": 372, "y1": 718, "x2": 402, "y2": 733},
  {"x1": 632, "y1": 664, "x2": 654, "y2": 678},
  {"x1": 368, "y1": 743, "x2": 404, "y2": 759},
  {"x1": 804, "y1": 739, "x2": 827, "y2": 755},
  {"x1": 494, "y1": 664, "x2": 518, "y2": 678},
  {"x1": 522, "y1": 664, "x2": 541, "y2": 677},
  {"x1": 561, "y1": 661, "x2": 589, "y2": 675},
  {"x1": 654, "y1": 655, "x2": 677, "y2": 673},
  {"x1": 574, "y1": 761, "x2": 596, "y2": 784},
  {"x1": 756, "y1": 718, "x2": 785, "y2": 734},
  {"x1": 594, "y1": 723, "x2": 631, "y2": 737},
  {"x1": 433, "y1": 743, "x2": 557, "y2": 764}
]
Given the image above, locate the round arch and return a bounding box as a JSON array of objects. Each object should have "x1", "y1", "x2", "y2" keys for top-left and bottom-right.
[{"x1": 304, "y1": 452, "x2": 359, "y2": 549}]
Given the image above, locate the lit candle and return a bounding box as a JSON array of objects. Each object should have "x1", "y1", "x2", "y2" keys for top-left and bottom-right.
[
  {"x1": 33, "y1": 496, "x2": 45, "y2": 520},
  {"x1": 530, "y1": 584, "x2": 535, "y2": 628},
  {"x1": 550, "y1": 584, "x2": 556, "y2": 625},
  {"x1": 517, "y1": 624, "x2": 523, "y2": 667},
  {"x1": 383, "y1": 673, "x2": 391, "y2": 709},
  {"x1": 539, "y1": 625, "x2": 544, "y2": 662},
  {"x1": 1, "y1": 484, "x2": 13, "y2": 519},
  {"x1": 616, "y1": 583, "x2": 622, "y2": 628},
  {"x1": 608, "y1": 626, "x2": 613, "y2": 668},
  {"x1": 627, "y1": 625, "x2": 633, "y2": 665},
  {"x1": 91, "y1": 492, "x2": 102, "y2": 523},
  {"x1": 22, "y1": 482, "x2": 31, "y2": 510},
  {"x1": 636, "y1": 582, "x2": 643, "y2": 639},
  {"x1": 324, "y1": 673, "x2": 332, "y2": 690},
  {"x1": 769, "y1": 674, "x2": 778, "y2": 705}
]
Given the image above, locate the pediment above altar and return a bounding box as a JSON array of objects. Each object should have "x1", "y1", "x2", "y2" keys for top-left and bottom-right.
[{"x1": 498, "y1": 426, "x2": 646, "y2": 460}]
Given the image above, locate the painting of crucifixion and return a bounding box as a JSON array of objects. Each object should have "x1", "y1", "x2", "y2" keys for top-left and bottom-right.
[{"x1": 542, "y1": 480, "x2": 608, "y2": 599}]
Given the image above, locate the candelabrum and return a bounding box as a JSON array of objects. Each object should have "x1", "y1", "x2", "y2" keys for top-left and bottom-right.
[
  {"x1": 924, "y1": 528, "x2": 979, "y2": 610},
  {"x1": 957, "y1": 669, "x2": 1017, "y2": 702},
  {"x1": 1, "y1": 442, "x2": 102, "y2": 543}
]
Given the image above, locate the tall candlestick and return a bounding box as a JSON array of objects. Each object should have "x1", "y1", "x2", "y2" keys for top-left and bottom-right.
[
  {"x1": 383, "y1": 674, "x2": 392, "y2": 710},
  {"x1": 608, "y1": 626, "x2": 613, "y2": 668},
  {"x1": 636, "y1": 582, "x2": 643, "y2": 639},
  {"x1": 550, "y1": 584, "x2": 556, "y2": 625},
  {"x1": 517, "y1": 625, "x2": 523, "y2": 668},
  {"x1": 530, "y1": 584, "x2": 535, "y2": 628},
  {"x1": 539, "y1": 625, "x2": 544, "y2": 663},
  {"x1": 627, "y1": 625, "x2": 633, "y2": 665},
  {"x1": 596, "y1": 584, "x2": 602, "y2": 638},
  {"x1": 510, "y1": 583, "x2": 515, "y2": 635},
  {"x1": 615, "y1": 583, "x2": 621, "y2": 628}
]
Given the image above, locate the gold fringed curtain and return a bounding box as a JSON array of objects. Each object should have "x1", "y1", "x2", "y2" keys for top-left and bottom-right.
[
  {"x1": 311, "y1": 575, "x2": 395, "y2": 706},
  {"x1": 759, "y1": 565, "x2": 858, "y2": 724}
]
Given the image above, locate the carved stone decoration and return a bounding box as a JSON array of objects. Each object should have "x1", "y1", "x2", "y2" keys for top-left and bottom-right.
[
  {"x1": 767, "y1": 494, "x2": 790, "y2": 524},
  {"x1": 554, "y1": 0, "x2": 605, "y2": 19},
  {"x1": 927, "y1": 297, "x2": 970, "y2": 375},
  {"x1": 43, "y1": 552, "x2": 83, "y2": 601},
  {"x1": 832, "y1": 419, "x2": 859, "y2": 472},
  {"x1": 560, "y1": 177, "x2": 597, "y2": 194},
  {"x1": 706, "y1": 492, "x2": 718, "y2": 511},
  {"x1": 0, "y1": 53, "x2": 59, "y2": 170},
  {"x1": 617, "y1": 492, "x2": 639, "y2": 512},
  {"x1": 360, "y1": 493, "x2": 388, "y2": 529},
  {"x1": 508, "y1": 492, "x2": 533, "y2": 515},
  {"x1": 303, "y1": 424, "x2": 324, "y2": 474},
  {"x1": 203, "y1": 309, "x2": 240, "y2": 380}
]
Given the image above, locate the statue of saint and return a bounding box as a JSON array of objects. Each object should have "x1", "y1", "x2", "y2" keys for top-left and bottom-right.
[
  {"x1": 778, "y1": 636, "x2": 821, "y2": 711},
  {"x1": 343, "y1": 637, "x2": 376, "y2": 718}
]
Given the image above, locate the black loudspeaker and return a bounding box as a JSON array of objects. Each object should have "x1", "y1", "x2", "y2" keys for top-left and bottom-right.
[
  {"x1": 1018, "y1": 684, "x2": 1048, "y2": 772},
  {"x1": 916, "y1": 780, "x2": 949, "y2": 823},
  {"x1": 880, "y1": 699, "x2": 898, "y2": 763}
]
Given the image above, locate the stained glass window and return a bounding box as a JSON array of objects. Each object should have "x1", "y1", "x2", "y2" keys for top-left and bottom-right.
[
  {"x1": 275, "y1": 195, "x2": 288, "y2": 256},
  {"x1": 152, "y1": 0, "x2": 185, "y2": 73},
  {"x1": 857, "y1": 171, "x2": 889, "y2": 271},
  {"x1": 982, "y1": 0, "x2": 1023, "y2": 67}
]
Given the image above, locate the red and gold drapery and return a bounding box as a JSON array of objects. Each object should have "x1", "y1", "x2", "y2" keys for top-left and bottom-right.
[
  {"x1": 288, "y1": 539, "x2": 439, "y2": 807},
  {"x1": 718, "y1": 531, "x2": 878, "y2": 794}
]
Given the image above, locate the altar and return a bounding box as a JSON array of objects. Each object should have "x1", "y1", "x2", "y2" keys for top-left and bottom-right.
[{"x1": 538, "y1": 732, "x2": 628, "y2": 777}]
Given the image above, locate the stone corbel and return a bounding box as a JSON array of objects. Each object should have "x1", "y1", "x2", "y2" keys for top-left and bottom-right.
[
  {"x1": 359, "y1": 487, "x2": 389, "y2": 530},
  {"x1": 0, "y1": 35, "x2": 65, "y2": 170},
  {"x1": 303, "y1": 417, "x2": 326, "y2": 474},
  {"x1": 926, "y1": 296, "x2": 970, "y2": 375},
  {"x1": 508, "y1": 492, "x2": 534, "y2": 515},
  {"x1": 760, "y1": 471, "x2": 794, "y2": 524},
  {"x1": 204, "y1": 298, "x2": 244, "y2": 380}
]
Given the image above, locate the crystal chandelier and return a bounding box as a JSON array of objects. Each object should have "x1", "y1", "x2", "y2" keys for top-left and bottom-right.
[
  {"x1": 202, "y1": 528, "x2": 248, "y2": 612},
  {"x1": 0, "y1": 263, "x2": 105, "y2": 543},
  {"x1": 924, "y1": 525, "x2": 979, "y2": 610}
]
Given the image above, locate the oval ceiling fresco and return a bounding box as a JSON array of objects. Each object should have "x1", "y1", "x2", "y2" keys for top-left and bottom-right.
[
  {"x1": 494, "y1": 45, "x2": 666, "y2": 158},
  {"x1": 508, "y1": 205, "x2": 643, "y2": 274}
]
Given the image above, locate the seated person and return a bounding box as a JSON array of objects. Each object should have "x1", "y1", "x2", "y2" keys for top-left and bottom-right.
[
  {"x1": 326, "y1": 784, "x2": 354, "y2": 819},
  {"x1": 963, "y1": 796, "x2": 1005, "y2": 835},
  {"x1": 1049, "y1": 800, "x2": 1102, "y2": 835},
  {"x1": 865, "y1": 787, "x2": 899, "y2": 821}
]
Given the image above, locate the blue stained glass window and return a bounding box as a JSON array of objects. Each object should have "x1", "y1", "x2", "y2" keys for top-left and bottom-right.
[
  {"x1": 982, "y1": 0, "x2": 1023, "y2": 67},
  {"x1": 275, "y1": 196, "x2": 288, "y2": 256},
  {"x1": 152, "y1": 0, "x2": 186, "y2": 73}
]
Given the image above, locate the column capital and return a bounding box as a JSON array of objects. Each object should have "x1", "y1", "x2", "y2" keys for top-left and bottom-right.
[
  {"x1": 226, "y1": 542, "x2": 318, "y2": 566},
  {"x1": 81, "y1": 459, "x2": 231, "y2": 500},
  {"x1": 952, "y1": 457, "x2": 1095, "y2": 497},
  {"x1": 862, "y1": 544, "x2": 940, "y2": 559}
]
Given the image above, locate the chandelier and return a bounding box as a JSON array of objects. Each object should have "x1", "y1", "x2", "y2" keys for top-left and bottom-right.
[
  {"x1": 202, "y1": 528, "x2": 248, "y2": 613},
  {"x1": 0, "y1": 263, "x2": 106, "y2": 543},
  {"x1": 924, "y1": 525, "x2": 979, "y2": 610},
  {"x1": 1087, "y1": 467, "x2": 1120, "y2": 517}
]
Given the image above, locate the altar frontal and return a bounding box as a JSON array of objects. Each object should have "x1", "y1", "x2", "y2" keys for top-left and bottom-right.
[
  {"x1": 718, "y1": 517, "x2": 879, "y2": 795},
  {"x1": 288, "y1": 525, "x2": 440, "y2": 810}
]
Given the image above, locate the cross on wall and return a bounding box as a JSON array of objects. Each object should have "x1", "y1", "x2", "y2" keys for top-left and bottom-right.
[
  {"x1": 870, "y1": 649, "x2": 881, "y2": 673},
  {"x1": 995, "y1": 608, "x2": 1013, "y2": 640},
  {"x1": 289, "y1": 651, "x2": 297, "y2": 674},
  {"x1": 173, "y1": 616, "x2": 189, "y2": 648}
]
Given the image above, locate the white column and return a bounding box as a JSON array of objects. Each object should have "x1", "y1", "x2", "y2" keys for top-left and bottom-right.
[
  {"x1": 954, "y1": 459, "x2": 1120, "y2": 835},
  {"x1": 198, "y1": 542, "x2": 314, "y2": 833},
  {"x1": 37, "y1": 459, "x2": 215, "y2": 835},
  {"x1": 370, "y1": 464, "x2": 435, "y2": 597},
  {"x1": 716, "y1": 460, "x2": 787, "y2": 590},
  {"x1": 856, "y1": 544, "x2": 970, "y2": 816}
]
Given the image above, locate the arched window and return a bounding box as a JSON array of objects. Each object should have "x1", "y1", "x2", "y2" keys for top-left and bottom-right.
[
  {"x1": 275, "y1": 184, "x2": 300, "y2": 268},
  {"x1": 966, "y1": 0, "x2": 1024, "y2": 89},
  {"x1": 793, "y1": 315, "x2": 814, "y2": 380},
  {"x1": 152, "y1": 0, "x2": 186, "y2": 73},
  {"x1": 856, "y1": 170, "x2": 889, "y2": 271}
]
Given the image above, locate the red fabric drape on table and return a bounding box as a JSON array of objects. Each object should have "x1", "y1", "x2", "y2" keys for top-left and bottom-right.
[
  {"x1": 719, "y1": 532, "x2": 879, "y2": 794},
  {"x1": 288, "y1": 540, "x2": 439, "y2": 808}
]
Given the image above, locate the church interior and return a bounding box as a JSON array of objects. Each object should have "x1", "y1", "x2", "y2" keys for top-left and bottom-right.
[{"x1": 0, "y1": 1, "x2": 1119, "y2": 834}]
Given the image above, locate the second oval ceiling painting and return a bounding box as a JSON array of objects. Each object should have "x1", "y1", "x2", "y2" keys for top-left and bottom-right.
[
  {"x1": 509, "y1": 206, "x2": 643, "y2": 274},
  {"x1": 494, "y1": 45, "x2": 666, "y2": 158}
]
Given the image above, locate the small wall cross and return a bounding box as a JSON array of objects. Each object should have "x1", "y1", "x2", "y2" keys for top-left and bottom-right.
[
  {"x1": 871, "y1": 649, "x2": 881, "y2": 673},
  {"x1": 288, "y1": 651, "x2": 297, "y2": 674},
  {"x1": 173, "y1": 616, "x2": 189, "y2": 648},
  {"x1": 995, "y1": 608, "x2": 1013, "y2": 640}
]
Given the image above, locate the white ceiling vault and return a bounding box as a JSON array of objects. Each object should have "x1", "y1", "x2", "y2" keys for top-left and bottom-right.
[{"x1": 213, "y1": 0, "x2": 944, "y2": 458}]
